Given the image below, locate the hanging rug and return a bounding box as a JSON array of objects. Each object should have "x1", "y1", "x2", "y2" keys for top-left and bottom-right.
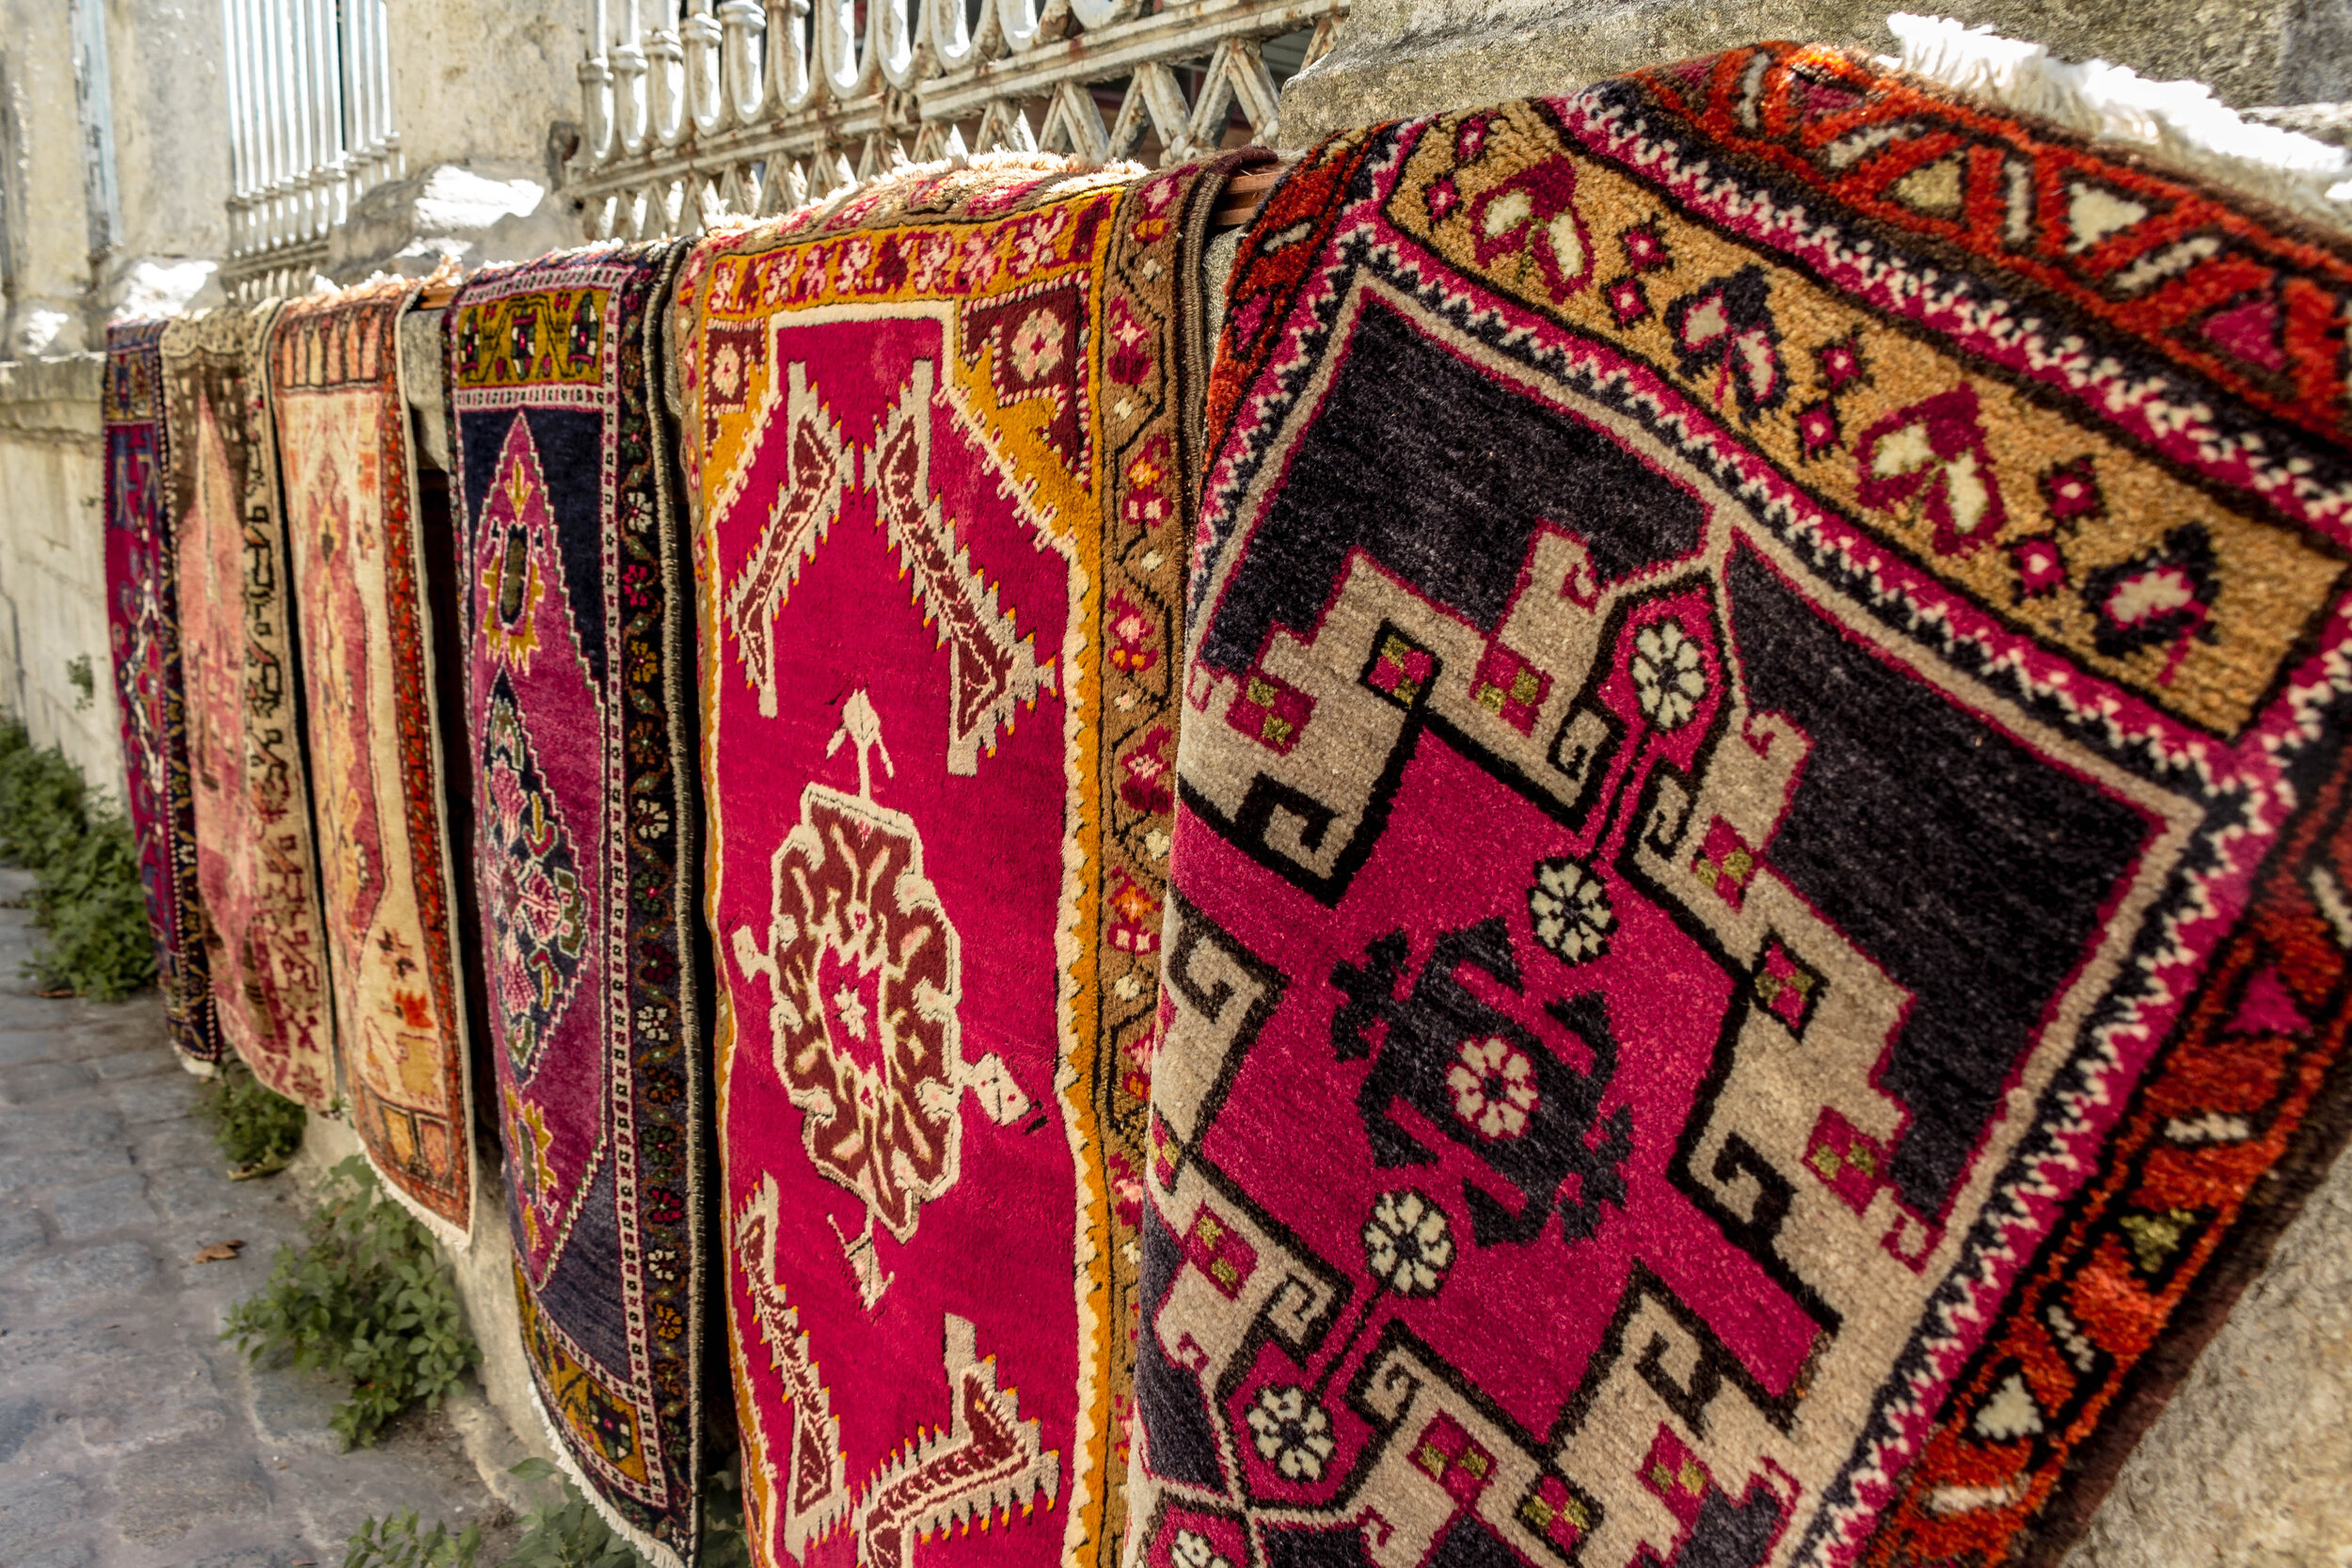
[
  {"x1": 271, "y1": 281, "x2": 475, "y2": 1242},
  {"x1": 102, "y1": 318, "x2": 218, "y2": 1068},
  {"x1": 446, "y1": 240, "x2": 705, "y2": 1566},
  {"x1": 1129, "y1": 45, "x2": 2352, "y2": 1568},
  {"x1": 677, "y1": 148, "x2": 1262, "y2": 1568},
  {"x1": 163, "y1": 306, "x2": 336, "y2": 1109}
]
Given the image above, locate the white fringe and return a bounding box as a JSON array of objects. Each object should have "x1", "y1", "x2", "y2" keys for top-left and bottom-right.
[
  {"x1": 357, "y1": 1140, "x2": 474, "y2": 1252},
  {"x1": 526, "y1": 1378, "x2": 687, "y2": 1568},
  {"x1": 1883, "y1": 12, "x2": 2352, "y2": 230}
]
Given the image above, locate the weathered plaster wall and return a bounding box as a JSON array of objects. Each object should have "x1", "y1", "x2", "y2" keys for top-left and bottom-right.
[
  {"x1": 326, "y1": 0, "x2": 586, "y2": 279},
  {"x1": 95, "y1": 0, "x2": 230, "y2": 323},
  {"x1": 0, "y1": 0, "x2": 99, "y2": 356},
  {"x1": 1281, "y1": 0, "x2": 2352, "y2": 147},
  {"x1": 0, "y1": 354, "x2": 123, "y2": 798},
  {"x1": 2059, "y1": 1135, "x2": 2352, "y2": 1566}
]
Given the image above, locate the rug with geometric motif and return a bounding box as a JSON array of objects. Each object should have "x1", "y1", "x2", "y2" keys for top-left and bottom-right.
[
  {"x1": 163, "y1": 306, "x2": 336, "y2": 1109},
  {"x1": 1128, "y1": 49, "x2": 2352, "y2": 1568},
  {"x1": 676, "y1": 150, "x2": 1263, "y2": 1568},
  {"x1": 102, "y1": 318, "x2": 218, "y2": 1069},
  {"x1": 446, "y1": 241, "x2": 704, "y2": 1566},
  {"x1": 271, "y1": 281, "x2": 475, "y2": 1242}
]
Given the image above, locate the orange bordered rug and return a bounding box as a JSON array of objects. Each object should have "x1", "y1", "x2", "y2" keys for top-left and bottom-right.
[{"x1": 678, "y1": 150, "x2": 1261, "y2": 1568}]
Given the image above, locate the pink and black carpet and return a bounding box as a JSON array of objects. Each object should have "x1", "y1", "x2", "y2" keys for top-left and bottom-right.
[{"x1": 1128, "y1": 46, "x2": 2352, "y2": 1568}]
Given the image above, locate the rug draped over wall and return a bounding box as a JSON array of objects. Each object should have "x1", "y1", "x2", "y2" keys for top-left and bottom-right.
[
  {"x1": 271, "y1": 283, "x2": 475, "y2": 1242},
  {"x1": 446, "y1": 243, "x2": 704, "y2": 1565},
  {"x1": 1126, "y1": 48, "x2": 2352, "y2": 1568},
  {"x1": 163, "y1": 307, "x2": 337, "y2": 1109},
  {"x1": 678, "y1": 150, "x2": 1258, "y2": 1568},
  {"x1": 102, "y1": 319, "x2": 218, "y2": 1070}
]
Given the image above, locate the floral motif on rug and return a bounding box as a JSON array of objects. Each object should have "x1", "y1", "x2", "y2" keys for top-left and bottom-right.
[
  {"x1": 677, "y1": 150, "x2": 1262, "y2": 1568},
  {"x1": 162, "y1": 307, "x2": 335, "y2": 1108},
  {"x1": 447, "y1": 243, "x2": 704, "y2": 1565},
  {"x1": 103, "y1": 319, "x2": 218, "y2": 1068},
  {"x1": 272, "y1": 282, "x2": 473, "y2": 1241},
  {"x1": 1131, "y1": 49, "x2": 2352, "y2": 1568}
]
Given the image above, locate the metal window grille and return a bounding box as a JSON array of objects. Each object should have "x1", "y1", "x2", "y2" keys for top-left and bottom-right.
[
  {"x1": 569, "y1": 0, "x2": 1343, "y2": 240},
  {"x1": 220, "y1": 0, "x2": 400, "y2": 298}
]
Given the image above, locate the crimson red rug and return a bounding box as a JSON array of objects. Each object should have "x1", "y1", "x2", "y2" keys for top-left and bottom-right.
[
  {"x1": 1128, "y1": 46, "x2": 2352, "y2": 1568},
  {"x1": 678, "y1": 150, "x2": 1262, "y2": 1568}
]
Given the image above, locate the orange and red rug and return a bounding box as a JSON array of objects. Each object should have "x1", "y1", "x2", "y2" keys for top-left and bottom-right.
[{"x1": 272, "y1": 283, "x2": 474, "y2": 1241}]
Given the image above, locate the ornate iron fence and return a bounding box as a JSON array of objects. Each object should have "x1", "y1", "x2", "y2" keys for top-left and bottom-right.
[{"x1": 567, "y1": 0, "x2": 1342, "y2": 240}]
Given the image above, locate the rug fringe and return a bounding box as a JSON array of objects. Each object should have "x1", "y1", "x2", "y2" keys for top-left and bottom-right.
[
  {"x1": 1883, "y1": 12, "x2": 2352, "y2": 230},
  {"x1": 777, "y1": 148, "x2": 1141, "y2": 230},
  {"x1": 355, "y1": 1140, "x2": 473, "y2": 1252},
  {"x1": 526, "y1": 1378, "x2": 686, "y2": 1568}
]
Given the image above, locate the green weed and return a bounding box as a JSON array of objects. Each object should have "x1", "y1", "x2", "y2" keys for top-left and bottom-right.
[
  {"x1": 26, "y1": 809, "x2": 156, "y2": 1000},
  {"x1": 196, "y1": 1056, "x2": 307, "y2": 1176},
  {"x1": 501, "y1": 1460, "x2": 649, "y2": 1568},
  {"x1": 0, "y1": 719, "x2": 156, "y2": 999},
  {"x1": 348, "y1": 1456, "x2": 753, "y2": 1568},
  {"x1": 223, "y1": 1156, "x2": 480, "y2": 1449},
  {"x1": 0, "y1": 724, "x2": 94, "y2": 868},
  {"x1": 342, "y1": 1510, "x2": 483, "y2": 1568},
  {"x1": 699, "y1": 1459, "x2": 753, "y2": 1568}
]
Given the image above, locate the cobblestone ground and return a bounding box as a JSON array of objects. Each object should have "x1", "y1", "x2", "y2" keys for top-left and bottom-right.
[{"x1": 0, "y1": 869, "x2": 509, "y2": 1567}]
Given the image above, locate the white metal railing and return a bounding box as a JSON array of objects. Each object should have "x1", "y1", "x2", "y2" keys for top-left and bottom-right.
[
  {"x1": 220, "y1": 0, "x2": 401, "y2": 298},
  {"x1": 570, "y1": 0, "x2": 1342, "y2": 240}
]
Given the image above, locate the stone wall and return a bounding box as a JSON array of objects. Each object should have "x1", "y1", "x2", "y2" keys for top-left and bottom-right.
[
  {"x1": 0, "y1": 353, "x2": 122, "y2": 798},
  {"x1": 1281, "y1": 0, "x2": 2352, "y2": 147},
  {"x1": 0, "y1": 0, "x2": 103, "y2": 356}
]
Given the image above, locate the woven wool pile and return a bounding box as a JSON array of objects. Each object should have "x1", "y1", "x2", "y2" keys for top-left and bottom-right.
[
  {"x1": 1127, "y1": 43, "x2": 2352, "y2": 1568},
  {"x1": 83, "y1": 34, "x2": 2352, "y2": 1568}
]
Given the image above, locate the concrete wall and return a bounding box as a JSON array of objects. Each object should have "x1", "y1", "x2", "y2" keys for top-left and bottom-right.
[{"x1": 0, "y1": 353, "x2": 122, "y2": 799}]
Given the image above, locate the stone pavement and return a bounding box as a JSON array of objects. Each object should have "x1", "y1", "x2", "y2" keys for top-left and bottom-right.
[{"x1": 0, "y1": 869, "x2": 514, "y2": 1567}]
